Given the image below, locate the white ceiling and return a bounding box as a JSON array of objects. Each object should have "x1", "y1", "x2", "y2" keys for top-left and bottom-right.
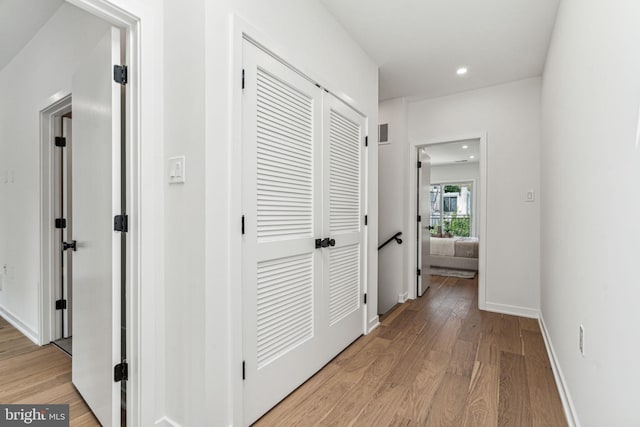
[
  {"x1": 321, "y1": 0, "x2": 560, "y2": 100},
  {"x1": 423, "y1": 139, "x2": 480, "y2": 166},
  {"x1": 0, "y1": 0, "x2": 63, "y2": 71}
]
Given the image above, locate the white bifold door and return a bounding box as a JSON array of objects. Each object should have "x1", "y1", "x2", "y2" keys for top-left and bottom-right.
[
  {"x1": 71, "y1": 26, "x2": 124, "y2": 427},
  {"x1": 242, "y1": 40, "x2": 366, "y2": 426}
]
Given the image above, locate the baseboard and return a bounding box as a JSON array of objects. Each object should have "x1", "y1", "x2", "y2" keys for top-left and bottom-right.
[
  {"x1": 397, "y1": 292, "x2": 408, "y2": 304},
  {"x1": 538, "y1": 314, "x2": 580, "y2": 427},
  {"x1": 483, "y1": 302, "x2": 539, "y2": 319},
  {"x1": 0, "y1": 305, "x2": 39, "y2": 345},
  {"x1": 367, "y1": 316, "x2": 379, "y2": 334},
  {"x1": 154, "y1": 416, "x2": 183, "y2": 427}
]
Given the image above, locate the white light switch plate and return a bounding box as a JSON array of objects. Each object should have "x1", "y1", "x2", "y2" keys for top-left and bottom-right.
[
  {"x1": 168, "y1": 156, "x2": 186, "y2": 184},
  {"x1": 526, "y1": 190, "x2": 535, "y2": 202}
]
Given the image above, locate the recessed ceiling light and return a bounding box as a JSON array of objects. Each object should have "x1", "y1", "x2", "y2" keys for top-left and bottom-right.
[
  {"x1": 456, "y1": 67, "x2": 468, "y2": 76},
  {"x1": 462, "y1": 145, "x2": 469, "y2": 149},
  {"x1": 469, "y1": 155, "x2": 475, "y2": 159}
]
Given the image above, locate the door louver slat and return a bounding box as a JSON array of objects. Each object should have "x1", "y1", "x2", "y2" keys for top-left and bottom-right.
[
  {"x1": 257, "y1": 254, "x2": 314, "y2": 369},
  {"x1": 256, "y1": 67, "x2": 314, "y2": 242},
  {"x1": 329, "y1": 109, "x2": 361, "y2": 234}
]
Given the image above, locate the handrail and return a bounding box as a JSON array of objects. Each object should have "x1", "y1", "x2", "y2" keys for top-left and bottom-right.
[{"x1": 378, "y1": 232, "x2": 403, "y2": 251}]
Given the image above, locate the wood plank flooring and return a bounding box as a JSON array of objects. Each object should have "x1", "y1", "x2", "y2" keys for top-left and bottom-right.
[
  {"x1": 0, "y1": 317, "x2": 99, "y2": 426},
  {"x1": 254, "y1": 275, "x2": 567, "y2": 427}
]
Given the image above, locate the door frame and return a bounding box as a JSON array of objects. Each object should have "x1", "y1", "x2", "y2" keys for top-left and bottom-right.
[
  {"x1": 407, "y1": 132, "x2": 488, "y2": 308},
  {"x1": 36, "y1": 1, "x2": 162, "y2": 425},
  {"x1": 40, "y1": 95, "x2": 72, "y2": 346},
  {"x1": 227, "y1": 16, "x2": 372, "y2": 426}
]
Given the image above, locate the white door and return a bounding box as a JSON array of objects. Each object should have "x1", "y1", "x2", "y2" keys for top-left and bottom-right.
[
  {"x1": 241, "y1": 41, "x2": 324, "y2": 426},
  {"x1": 418, "y1": 151, "x2": 431, "y2": 296},
  {"x1": 322, "y1": 93, "x2": 366, "y2": 356},
  {"x1": 71, "y1": 26, "x2": 123, "y2": 427}
]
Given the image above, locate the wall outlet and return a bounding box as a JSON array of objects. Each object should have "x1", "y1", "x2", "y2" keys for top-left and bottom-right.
[{"x1": 579, "y1": 324, "x2": 585, "y2": 356}]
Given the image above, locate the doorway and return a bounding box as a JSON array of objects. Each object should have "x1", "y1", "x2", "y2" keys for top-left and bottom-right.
[
  {"x1": 39, "y1": 21, "x2": 129, "y2": 427},
  {"x1": 53, "y1": 109, "x2": 74, "y2": 356},
  {"x1": 409, "y1": 135, "x2": 487, "y2": 308}
]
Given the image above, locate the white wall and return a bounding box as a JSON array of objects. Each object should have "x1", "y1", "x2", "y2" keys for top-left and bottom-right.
[
  {"x1": 541, "y1": 0, "x2": 640, "y2": 425},
  {"x1": 430, "y1": 162, "x2": 480, "y2": 237},
  {"x1": 378, "y1": 98, "x2": 408, "y2": 313},
  {"x1": 0, "y1": 3, "x2": 109, "y2": 339},
  {"x1": 408, "y1": 78, "x2": 541, "y2": 314}
]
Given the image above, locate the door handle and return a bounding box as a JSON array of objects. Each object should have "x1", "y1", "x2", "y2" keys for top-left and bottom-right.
[
  {"x1": 315, "y1": 238, "x2": 336, "y2": 249},
  {"x1": 62, "y1": 240, "x2": 77, "y2": 251}
]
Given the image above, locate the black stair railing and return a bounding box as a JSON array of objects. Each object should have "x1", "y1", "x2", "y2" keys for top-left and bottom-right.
[{"x1": 378, "y1": 232, "x2": 403, "y2": 251}]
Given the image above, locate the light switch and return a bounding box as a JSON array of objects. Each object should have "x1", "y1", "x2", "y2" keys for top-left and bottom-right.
[
  {"x1": 526, "y1": 190, "x2": 535, "y2": 202},
  {"x1": 168, "y1": 156, "x2": 186, "y2": 184}
]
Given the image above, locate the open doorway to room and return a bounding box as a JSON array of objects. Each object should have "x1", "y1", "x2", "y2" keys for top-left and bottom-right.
[{"x1": 410, "y1": 135, "x2": 487, "y2": 308}]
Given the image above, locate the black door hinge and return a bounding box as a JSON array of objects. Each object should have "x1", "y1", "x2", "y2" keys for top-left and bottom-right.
[
  {"x1": 55, "y1": 299, "x2": 67, "y2": 310},
  {"x1": 365, "y1": 136, "x2": 368, "y2": 147},
  {"x1": 114, "y1": 362, "x2": 128, "y2": 382},
  {"x1": 241, "y1": 215, "x2": 245, "y2": 234},
  {"x1": 113, "y1": 65, "x2": 128, "y2": 85},
  {"x1": 417, "y1": 215, "x2": 421, "y2": 222},
  {"x1": 417, "y1": 161, "x2": 422, "y2": 168},
  {"x1": 114, "y1": 214, "x2": 128, "y2": 232},
  {"x1": 242, "y1": 69, "x2": 245, "y2": 89},
  {"x1": 364, "y1": 293, "x2": 367, "y2": 304},
  {"x1": 417, "y1": 268, "x2": 421, "y2": 276},
  {"x1": 364, "y1": 215, "x2": 368, "y2": 226},
  {"x1": 55, "y1": 137, "x2": 66, "y2": 147},
  {"x1": 55, "y1": 218, "x2": 67, "y2": 229},
  {"x1": 242, "y1": 361, "x2": 246, "y2": 380}
]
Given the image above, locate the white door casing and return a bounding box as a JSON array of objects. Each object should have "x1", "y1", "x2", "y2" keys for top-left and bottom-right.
[
  {"x1": 418, "y1": 152, "x2": 431, "y2": 296},
  {"x1": 241, "y1": 40, "x2": 366, "y2": 426},
  {"x1": 71, "y1": 26, "x2": 122, "y2": 427}
]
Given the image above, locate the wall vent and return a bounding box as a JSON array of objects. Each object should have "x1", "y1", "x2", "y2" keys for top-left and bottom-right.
[{"x1": 378, "y1": 123, "x2": 389, "y2": 143}]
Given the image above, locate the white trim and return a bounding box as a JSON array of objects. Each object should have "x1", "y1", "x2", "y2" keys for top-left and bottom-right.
[
  {"x1": 0, "y1": 305, "x2": 40, "y2": 345},
  {"x1": 154, "y1": 416, "x2": 183, "y2": 427},
  {"x1": 367, "y1": 316, "x2": 380, "y2": 333},
  {"x1": 397, "y1": 292, "x2": 409, "y2": 304},
  {"x1": 407, "y1": 132, "x2": 488, "y2": 311},
  {"x1": 539, "y1": 314, "x2": 580, "y2": 427},
  {"x1": 483, "y1": 302, "x2": 539, "y2": 319}
]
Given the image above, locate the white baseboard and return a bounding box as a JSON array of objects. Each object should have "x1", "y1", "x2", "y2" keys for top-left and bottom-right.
[
  {"x1": 155, "y1": 416, "x2": 183, "y2": 427},
  {"x1": 367, "y1": 316, "x2": 379, "y2": 334},
  {"x1": 538, "y1": 314, "x2": 580, "y2": 427},
  {"x1": 484, "y1": 302, "x2": 539, "y2": 319},
  {"x1": 397, "y1": 292, "x2": 408, "y2": 304},
  {"x1": 0, "y1": 305, "x2": 39, "y2": 345}
]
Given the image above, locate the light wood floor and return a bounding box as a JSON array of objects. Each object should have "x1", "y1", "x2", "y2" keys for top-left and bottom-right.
[
  {"x1": 0, "y1": 316, "x2": 100, "y2": 426},
  {"x1": 254, "y1": 275, "x2": 567, "y2": 426}
]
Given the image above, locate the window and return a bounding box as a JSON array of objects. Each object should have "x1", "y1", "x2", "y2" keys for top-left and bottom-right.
[
  {"x1": 429, "y1": 182, "x2": 472, "y2": 237},
  {"x1": 443, "y1": 196, "x2": 457, "y2": 213}
]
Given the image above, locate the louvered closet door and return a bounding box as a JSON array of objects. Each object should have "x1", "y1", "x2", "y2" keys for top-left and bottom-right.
[
  {"x1": 241, "y1": 41, "x2": 324, "y2": 426},
  {"x1": 321, "y1": 93, "x2": 366, "y2": 358}
]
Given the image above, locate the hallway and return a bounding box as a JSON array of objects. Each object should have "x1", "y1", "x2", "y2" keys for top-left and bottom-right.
[
  {"x1": 254, "y1": 275, "x2": 567, "y2": 426},
  {"x1": 0, "y1": 316, "x2": 99, "y2": 426}
]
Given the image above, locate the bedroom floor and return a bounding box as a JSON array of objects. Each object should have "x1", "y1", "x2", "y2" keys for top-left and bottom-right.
[{"x1": 253, "y1": 275, "x2": 567, "y2": 426}]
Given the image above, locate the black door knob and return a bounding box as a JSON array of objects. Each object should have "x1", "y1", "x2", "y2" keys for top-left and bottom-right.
[{"x1": 62, "y1": 240, "x2": 77, "y2": 251}]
